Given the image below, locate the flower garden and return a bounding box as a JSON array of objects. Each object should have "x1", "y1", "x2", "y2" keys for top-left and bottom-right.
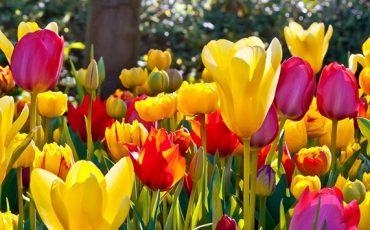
[{"x1": 0, "y1": 10, "x2": 370, "y2": 230}]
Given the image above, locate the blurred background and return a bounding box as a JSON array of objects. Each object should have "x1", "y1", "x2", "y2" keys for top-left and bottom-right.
[{"x1": 0, "y1": 0, "x2": 369, "y2": 96}]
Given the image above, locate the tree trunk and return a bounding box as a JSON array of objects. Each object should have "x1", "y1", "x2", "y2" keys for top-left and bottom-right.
[{"x1": 85, "y1": 0, "x2": 141, "y2": 99}]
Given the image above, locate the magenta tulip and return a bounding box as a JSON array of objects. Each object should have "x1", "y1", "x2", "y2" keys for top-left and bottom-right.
[
  {"x1": 11, "y1": 29, "x2": 64, "y2": 93},
  {"x1": 215, "y1": 215, "x2": 238, "y2": 230},
  {"x1": 290, "y1": 187, "x2": 360, "y2": 230},
  {"x1": 275, "y1": 57, "x2": 315, "y2": 120},
  {"x1": 250, "y1": 105, "x2": 279, "y2": 148},
  {"x1": 317, "y1": 62, "x2": 359, "y2": 120}
]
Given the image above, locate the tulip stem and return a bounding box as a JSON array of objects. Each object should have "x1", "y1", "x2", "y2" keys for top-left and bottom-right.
[
  {"x1": 243, "y1": 138, "x2": 251, "y2": 230},
  {"x1": 17, "y1": 168, "x2": 24, "y2": 230},
  {"x1": 29, "y1": 93, "x2": 37, "y2": 230},
  {"x1": 258, "y1": 196, "x2": 267, "y2": 230},
  {"x1": 200, "y1": 113, "x2": 208, "y2": 211},
  {"x1": 184, "y1": 183, "x2": 197, "y2": 230},
  {"x1": 43, "y1": 117, "x2": 51, "y2": 145},
  {"x1": 328, "y1": 120, "x2": 338, "y2": 187},
  {"x1": 86, "y1": 95, "x2": 94, "y2": 160},
  {"x1": 249, "y1": 151, "x2": 258, "y2": 230},
  {"x1": 265, "y1": 118, "x2": 287, "y2": 165}
]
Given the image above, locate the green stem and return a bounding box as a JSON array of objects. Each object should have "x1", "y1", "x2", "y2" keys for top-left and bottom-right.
[
  {"x1": 184, "y1": 183, "x2": 197, "y2": 230},
  {"x1": 225, "y1": 155, "x2": 233, "y2": 198},
  {"x1": 249, "y1": 151, "x2": 258, "y2": 230},
  {"x1": 86, "y1": 95, "x2": 94, "y2": 160},
  {"x1": 162, "y1": 194, "x2": 168, "y2": 227},
  {"x1": 243, "y1": 138, "x2": 251, "y2": 230},
  {"x1": 17, "y1": 168, "x2": 24, "y2": 230},
  {"x1": 259, "y1": 196, "x2": 267, "y2": 230},
  {"x1": 327, "y1": 120, "x2": 338, "y2": 187},
  {"x1": 29, "y1": 93, "x2": 37, "y2": 230},
  {"x1": 200, "y1": 114, "x2": 208, "y2": 211},
  {"x1": 43, "y1": 117, "x2": 51, "y2": 145},
  {"x1": 265, "y1": 118, "x2": 287, "y2": 165}
]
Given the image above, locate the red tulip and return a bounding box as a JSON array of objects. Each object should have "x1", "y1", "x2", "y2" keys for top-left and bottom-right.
[
  {"x1": 250, "y1": 105, "x2": 279, "y2": 148},
  {"x1": 172, "y1": 128, "x2": 192, "y2": 155},
  {"x1": 290, "y1": 187, "x2": 360, "y2": 230},
  {"x1": 67, "y1": 95, "x2": 114, "y2": 142},
  {"x1": 11, "y1": 29, "x2": 64, "y2": 93},
  {"x1": 215, "y1": 215, "x2": 238, "y2": 230},
  {"x1": 129, "y1": 128, "x2": 186, "y2": 191},
  {"x1": 275, "y1": 57, "x2": 316, "y2": 120},
  {"x1": 125, "y1": 95, "x2": 155, "y2": 130},
  {"x1": 190, "y1": 110, "x2": 239, "y2": 157},
  {"x1": 317, "y1": 62, "x2": 359, "y2": 120}
]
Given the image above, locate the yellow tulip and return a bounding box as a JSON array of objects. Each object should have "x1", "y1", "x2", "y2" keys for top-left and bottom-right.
[
  {"x1": 0, "y1": 211, "x2": 18, "y2": 229},
  {"x1": 202, "y1": 36, "x2": 282, "y2": 138},
  {"x1": 106, "y1": 96, "x2": 127, "y2": 119},
  {"x1": 135, "y1": 93, "x2": 177, "y2": 122},
  {"x1": 349, "y1": 37, "x2": 370, "y2": 74},
  {"x1": 119, "y1": 67, "x2": 148, "y2": 89},
  {"x1": 284, "y1": 21, "x2": 333, "y2": 74},
  {"x1": 319, "y1": 118, "x2": 354, "y2": 150},
  {"x1": 33, "y1": 143, "x2": 75, "y2": 180},
  {"x1": 359, "y1": 192, "x2": 370, "y2": 230},
  {"x1": 147, "y1": 49, "x2": 172, "y2": 70},
  {"x1": 147, "y1": 68, "x2": 169, "y2": 95},
  {"x1": 363, "y1": 172, "x2": 370, "y2": 191},
  {"x1": 304, "y1": 98, "x2": 328, "y2": 138},
  {"x1": 37, "y1": 91, "x2": 68, "y2": 118},
  {"x1": 284, "y1": 119, "x2": 307, "y2": 154},
  {"x1": 290, "y1": 174, "x2": 321, "y2": 199},
  {"x1": 30, "y1": 157, "x2": 134, "y2": 230},
  {"x1": 10, "y1": 133, "x2": 36, "y2": 168},
  {"x1": 177, "y1": 82, "x2": 219, "y2": 116},
  {"x1": 0, "y1": 96, "x2": 29, "y2": 184},
  {"x1": 105, "y1": 120, "x2": 148, "y2": 161}
]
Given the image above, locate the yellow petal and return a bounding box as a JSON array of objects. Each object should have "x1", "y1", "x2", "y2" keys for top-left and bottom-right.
[
  {"x1": 45, "y1": 22, "x2": 59, "y2": 34},
  {"x1": 349, "y1": 54, "x2": 368, "y2": 73},
  {"x1": 109, "y1": 197, "x2": 130, "y2": 230},
  {"x1": 0, "y1": 31, "x2": 14, "y2": 63},
  {"x1": 5, "y1": 104, "x2": 28, "y2": 147},
  {"x1": 50, "y1": 181, "x2": 69, "y2": 229},
  {"x1": 65, "y1": 160, "x2": 105, "y2": 187},
  {"x1": 17, "y1": 22, "x2": 40, "y2": 40}
]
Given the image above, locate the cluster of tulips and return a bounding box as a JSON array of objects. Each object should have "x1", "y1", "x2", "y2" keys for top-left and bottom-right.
[{"x1": 1, "y1": 19, "x2": 370, "y2": 230}]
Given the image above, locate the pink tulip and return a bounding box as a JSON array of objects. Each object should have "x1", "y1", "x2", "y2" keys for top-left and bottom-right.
[
  {"x1": 290, "y1": 187, "x2": 360, "y2": 230},
  {"x1": 275, "y1": 57, "x2": 316, "y2": 120},
  {"x1": 11, "y1": 29, "x2": 64, "y2": 93},
  {"x1": 317, "y1": 62, "x2": 359, "y2": 120},
  {"x1": 215, "y1": 215, "x2": 238, "y2": 230},
  {"x1": 251, "y1": 105, "x2": 279, "y2": 148}
]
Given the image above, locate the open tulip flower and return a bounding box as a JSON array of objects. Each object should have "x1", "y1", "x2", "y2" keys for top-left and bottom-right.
[
  {"x1": 30, "y1": 157, "x2": 134, "y2": 230},
  {"x1": 295, "y1": 146, "x2": 331, "y2": 176},
  {"x1": 135, "y1": 92, "x2": 177, "y2": 122}
]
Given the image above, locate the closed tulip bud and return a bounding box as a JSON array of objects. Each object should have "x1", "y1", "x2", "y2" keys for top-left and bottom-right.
[
  {"x1": 295, "y1": 146, "x2": 331, "y2": 176},
  {"x1": 77, "y1": 68, "x2": 87, "y2": 85},
  {"x1": 33, "y1": 143, "x2": 74, "y2": 180},
  {"x1": 135, "y1": 93, "x2": 177, "y2": 122},
  {"x1": 119, "y1": 67, "x2": 148, "y2": 89},
  {"x1": 202, "y1": 68, "x2": 213, "y2": 83},
  {"x1": 251, "y1": 105, "x2": 279, "y2": 148},
  {"x1": 256, "y1": 165, "x2": 276, "y2": 196},
  {"x1": 106, "y1": 95, "x2": 127, "y2": 119},
  {"x1": 284, "y1": 22, "x2": 333, "y2": 74},
  {"x1": 147, "y1": 68, "x2": 169, "y2": 95},
  {"x1": 9, "y1": 133, "x2": 36, "y2": 168},
  {"x1": 11, "y1": 29, "x2": 64, "y2": 93},
  {"x1": 0, "y1": 66, "x2": 14, "y2": 94},
  {"x1": 166, "y1": 69, "x2": 183, "y2": 93},
  {"x1": 291, "y1": 175, "x2": 321, "y2": 199},
  {"x1": 83, "y1": 59, "x2": 99, "y2": 93},
  {"x1": 363, "y1": 172, "x2": 370, "y2": 191},
  {"x1": 317, "y1": 62, "x2": 359, "y2": 120},
  {"x1": 284, "y1": 119, "x2": 307, "y2": 154},
  {"x1": 275, "y1": 57, "x2": 315, "y2": 120},
  {"x1": 37, "y1": 91, "x2": 67, "y2": 118},
  {"x1": 215, "y1": 215, "x2": 238, "y2": 230},
  {"x1": 319, "y1": 118, "x2": 354, "y2": 150},
  {"x1": 343, "y1": 180, "x2": 366, "y2": 204},
  {"x1": 189, "y1": 147, "x2": 204, "y2": 183},
  {"x1": 177, "y1": 82, "x2": 219, "y2": 116},
  {"x1": 147, "y1": 49, "x2": 172, "y2": 70},
  {"x1": 304, "y1": 98, "x2": 328, "y2": 138}
]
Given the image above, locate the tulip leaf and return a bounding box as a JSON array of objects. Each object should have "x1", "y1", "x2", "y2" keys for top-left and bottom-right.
[
  {"x1": 148, "y1": 190, "x2": 161, "y2": 230},
  {"x1": 138, "y1": 187, "x2": 150, "y2": 225},
  {"x1": 97, "y1": 57, "x2": 105, "y2": 84},
  {"x1": 164, "y1": 180, "x2": 183, "y2": 230},
  {"x1": 341, "y1": 141, "x2": 365, "y2": 178},
  {"x1": 191, "y1": 192, "x2": 203, "y2": 229},
  {"x1": 277, "y1": 130, "x2": 285, "y2": 171},
  {"x1": 61, "y1": 117, "x2": 79, "y2": 161},
  {"x1": 279, "y1": 200, "x2": 287, "y2": 230},
  {"x1": 210, "y1": 165, "x2": 222, "y2": 227},
  {"x1": 130, "y1": 202, "x2": 145, "y2": 230},
  {"x1": 70, "y1": 59, "x2": 84, "y2": 104}
]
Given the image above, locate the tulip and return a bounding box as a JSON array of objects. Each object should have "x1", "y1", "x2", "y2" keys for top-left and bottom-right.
[
  {"x1": 275, "y1": 57, "x2": 315, "y2": 120},
  {"x1": 215, "y1": 215, "x2": 238, "y2": 230},
  {"x1": 33, "y1": 142, "x2": 74, "y2": 180},
  {"x1": 250, "y1": 105, "x2": 279, "y2": 148},
  {"x1": 290, "y1": 175, "x2": 321, "y2": 199},
  {"x1": 343, "y1": 180, "x2": 366, "y2": 204},
  {"x1": 147, "y1": 68, "x2": 169, "y2": 95},
  {"x1": 318, "y1": 118, "x2": 354, "y2": 150},
  {"x1": 129, "y1": 128, "x2": 186, "y2": 191},
  {"x1": 105, "y1": 120, "x2": 148, "y2": 161},
  {"x1": 0, "y1": 66, "x2": 14, "y2": 94},
  {"x1": 201, "y1": 68, "x2": 213, "y2": 83},
  {"x1": 363, "y1": 172, "x2": 370, "y2": 191},
  {"x1": 317, "y1": 62, "x2": 359, "y2": 120},
  {"x1": 359, "y1": 192, "x2": 370, "y2": 229},
  {"x1": 349, "y1": 37, "x2": 370, "y2": 75},
  {"x1": 303, "y1": 98, "x2": 328, "y2": 138},
  {"x1": 83, "y1": 59, "x2": 99, "y2": 93},
  {"x1": 295, "y1": 145, "x2": 331, "y2": 176},
  {"x1": 67, "y1": 95, "x2": 114, "y2": 142},
  {"x1": 177, "y1": 82, "x2": 219, "y2": 116},
  {"x1": 188, "y1": 147, "x2": 204, "y2": 183},
  {"x1": 284, "y1": 119, "x2": 307, "y2": 154},
  {"x1": 37, "y1": 91, "x2": 67, "y2": 118},
  {"x1": 256, "y1": 165, "x2": 276, "y2": 196},
  {"x1": 0, "y1": 211, "x2": 18, "y2": 229},
  {"x1": 105, "y1": 95, "x2": 127, "y2": 119},
  {"x1": 284, "y1": 21, "x2": 333, "y2": 74},
  {"x1": 135, "y1": 93, "x2": 177, "y2": 122},
  {"x1": 290, "y1": 187, "x2": 360, "y2": 230},
  {"x1": 172, "y1": 128, "x2": 192, "y2": 155},
  {"x1": 30, "y1": 157, "x2": 134, "y2": 230},
  {"x1": 11, "y1": 29, "x2": 64, "y2": 93},
  {"x1": 119, "y1": 67, "x2": 148, "y2": 89},
  {"x1": 9, "y1": 133, "x2": 35, "y2": 168},
  {"x1": 166, "y1": 68, "x2": 183, "y2": 93},
  {"x1": 190, "y1": 110, "x2": 239, "y2": 157},
  {"x1": 125, "y1": 95, "x2": 155, "y2": 131},
  {"x1": 147, "y1": 49, "x2": 172, "y2": 70}
]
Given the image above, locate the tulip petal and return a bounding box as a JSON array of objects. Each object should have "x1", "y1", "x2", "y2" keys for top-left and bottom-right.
[
  {"x1": 5, "y1": 104, "x2": 28, "y2": 147},
  {"x1": 322, "y1": 25, "x2": 333, "y2": 59},
  {"x1": 109, "y1": 197, "x2": 130, "y2": 230},
  {"x1": 50, "y1": 181, "x2": 69, "y2": 229},
  {"x1": 0, "y1": 30, "x2": 14, "y2": 63},
  {"x1": 349, "y1": 54, "x2": 367, "y2": 73},
  {"x1": 65, "y1": 160, "x2": 105, "y2": 187},
  {"x1": 45, "y1": 22, "x2": 59, "y2": 34},
  {"x1": 30, "y1": 169, "x2": 64, "y2": 230},
  {"x1": 17, "y1": 22, "x2": 40, "y2": 40}
]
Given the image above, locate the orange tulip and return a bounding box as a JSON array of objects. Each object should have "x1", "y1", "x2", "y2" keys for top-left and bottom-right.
[{"x1": 295, "y1": 146, "x2": 331, "y2": 176}]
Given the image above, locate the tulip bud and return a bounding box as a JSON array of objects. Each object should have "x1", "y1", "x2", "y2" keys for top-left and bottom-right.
[
  {"x1": 295, "y1": 146, "x2": 331, "y2": 176},
  {"x1": 343, "y1": 180, "x2": 366, "y2": 204},
  {"x1": 0, "y1": 66, "x2": 14, "y2": 94},
  {"x1": 77, "y1": 68, "x2": 87, "y2": 85},
  {"x1": 317, "y1": 62, "x2": 359, "y2": 120},
  {"x1": 251, "y1": 105, "x2": 279, "y2": 148},
  {"x1": 165, "y1": 69, "x2": 183, "y2": 93},
  {"x1": 215, "y1": 215, "x2": 238, "y2": 230},
  {"x1": 291, "y1": 175, "x2": 321, "y2": 199},
  {"x1": 275, "y1": 57, "x2": 316, "y2": 121},
  {"x1": 189, "y1": 147, "x2": 204, "y2": 183},
  {"x1": 147, "y1": 68, "x2": 169, "y2": 95},
  {"x1": 284, "y1": 119, "x2": 307, "y2": 154},
  {"x1": 83, "y1": 59, "x2": 99, "y2": 93},
  {"x1": 363, "y1": 172, "x2": 370, "y2": 191},
  {"x1": 147, "y1": 49, "x2": 172, "y2": 70},
  {"x1": 37, "y1": 91, "x2": 68, "y2": 118},
  {"x1": 119, "y1": 67, "x2": 148, "y2": 89},
  {"x1": 256, "y1": 165, "x2": 276, "y2": 196},
  {"x1": 202, "y1": 68, "x2": 213, "y2": 83},
  {"x1": 106, "y1": 95, "x2": 127, "y2": 119}
]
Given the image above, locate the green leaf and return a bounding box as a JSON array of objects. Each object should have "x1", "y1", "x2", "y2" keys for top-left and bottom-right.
[
  {"x1": 357, "y1": 117, "x2": 370, "y2": 155},
  {"x1": 130, "y1": 202, "x2": 145, "y2": 230},
  {"x1": 148, "y1": 190, "x2": 160, "y2": 230},
  {"x1": 279, "y1": 200, "x2": 287, "y2": 230},
  {"x1": 341, "y1": 142, "x2": 365, "y2": 177},
  {"x1": 138, "y1": 187, "x2": 151, "y2": 225},
  {"x1": 191, "y1": 192, "x2": 203, "y2": 229},
  {"x1": 61, "y1": 117, "x2": 79, "y2": 161},
  {"x1": 164, "y1": 180, "x2": 183, "y2": 230},
  {"x1": 277, "y1": 130, "x2": 285, "y2": 171},
  {"x1": 70, "y1": 59, "x2": 84, "y2": 104}
]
